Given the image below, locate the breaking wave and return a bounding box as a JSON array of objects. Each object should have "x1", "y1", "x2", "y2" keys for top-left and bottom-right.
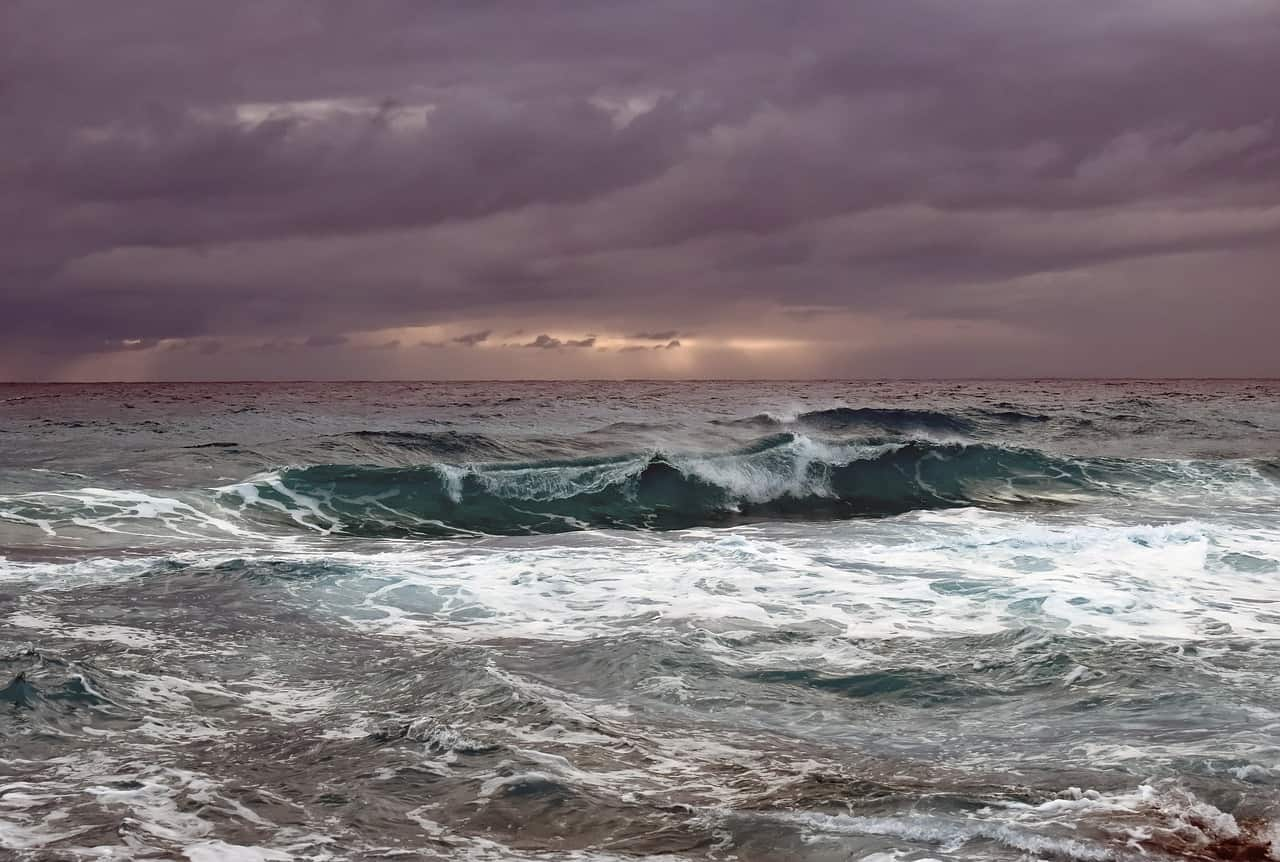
[
  {"x1": 4, "y1": 432, "x2": 1274, "y2": 543},
  {"x1": 208, "y1": 433, "x2": 1271, "y2": 537}
]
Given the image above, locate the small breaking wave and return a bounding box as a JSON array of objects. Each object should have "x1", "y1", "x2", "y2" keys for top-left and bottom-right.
[{"x1": 716, "y1": 405, "x2": 1060, "y2": 436}]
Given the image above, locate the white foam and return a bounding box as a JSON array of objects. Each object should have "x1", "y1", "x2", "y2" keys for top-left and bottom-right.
[
  {"x1": 465, "y1": 456, "x2": 651, "y2": 502},
  {"x1": 402, "y1": 805, "x2": 694, "y2": 861},
  {"x1": 0, "y1": 756, "x2": 311, "y2": 861},
  {"x1": 184, "y1": 841, "x2": 293, "y2": 861},
  {"x1": 8, "y1": 488, "x2": 255, "y2": 541},
  {"x1": 216, "y1": 473, "x2": 336, "y2": 534},
  {"x1": 780, "y1": 782, "x2": 1277, "y2": 861},
  {"x1": 0, "y1": 817, "x2": 91, "y2": 850},
  {"x1": 781, "y1": 809, "x2": 1114, "y2": 860},
  {"x1": 6, "y1": 612, "x2": 165, "y2": 648},
  {"x1": 7, "y1": 506, "x2": 1278, "y2": 648},
  {"x1": 667, "y1": 434, "x2": 884, "y2": 503},
  {"x1": 246, "y1": 509, "x2": 1280, "y2": 645}
]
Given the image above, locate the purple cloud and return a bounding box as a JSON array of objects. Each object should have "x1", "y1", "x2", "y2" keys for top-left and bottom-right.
[{"x1": 1, "y1": 0, "x2": 1278, "y2": 378}]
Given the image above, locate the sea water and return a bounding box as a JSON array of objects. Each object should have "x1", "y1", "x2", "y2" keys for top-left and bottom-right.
[{"x1": 1, "y1": 380, "x2": 1278, "y2": 860}]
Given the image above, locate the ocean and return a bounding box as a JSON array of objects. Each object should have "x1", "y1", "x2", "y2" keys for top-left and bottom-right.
[{"x1": 1, "y1": 380, "x2": 1278, "y2": 861}]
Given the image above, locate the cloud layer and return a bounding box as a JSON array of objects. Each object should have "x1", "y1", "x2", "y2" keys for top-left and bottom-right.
[{"x1": 4, "y1": 0, "x2": 1279, "y2": 379}]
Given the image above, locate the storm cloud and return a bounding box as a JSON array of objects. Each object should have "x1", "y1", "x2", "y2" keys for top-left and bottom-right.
[{"x1": 3, "y1": 0, "x2": 1278, "y2": 379}]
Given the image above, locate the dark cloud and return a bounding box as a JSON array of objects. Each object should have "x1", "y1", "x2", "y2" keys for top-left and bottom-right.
[
  {"x1": 2, "y1": 0, "x2": 1278, "y2": 378},
  {"x1": 452, "y1": 330, "x2": 492, "y2": 347},
  {"x1": 521, "y1": 334, "x2": 597, "y2": 349}
]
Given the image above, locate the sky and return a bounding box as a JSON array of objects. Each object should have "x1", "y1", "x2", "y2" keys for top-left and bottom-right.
[{"x1": 3, "y1": 0, "x2": 1279, "y2": 381}]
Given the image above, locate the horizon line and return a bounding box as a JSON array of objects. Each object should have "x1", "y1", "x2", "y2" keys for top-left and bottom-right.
[{"x1": 3, "y1": 376, "x2": 1279, "y2": 385}]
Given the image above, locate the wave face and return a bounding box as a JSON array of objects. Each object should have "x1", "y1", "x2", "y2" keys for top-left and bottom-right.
[{"x1": 211, "y1": 433, "x2": 1232, "y2": 537}]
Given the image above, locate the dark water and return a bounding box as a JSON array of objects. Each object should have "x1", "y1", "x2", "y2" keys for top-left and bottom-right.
[{"x1": 2, "y1": 381, "x2": 1279, "y2": 861}]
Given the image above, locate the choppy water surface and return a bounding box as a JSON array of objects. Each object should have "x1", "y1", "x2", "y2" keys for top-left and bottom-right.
[{"x1": 2, "y1": 380, "x2": 1278, "y2": 861}]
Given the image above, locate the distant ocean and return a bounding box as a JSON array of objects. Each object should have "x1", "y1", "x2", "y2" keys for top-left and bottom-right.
[{"x1": 2, "y1": 380, "x2": 1278, "y2": 861}]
